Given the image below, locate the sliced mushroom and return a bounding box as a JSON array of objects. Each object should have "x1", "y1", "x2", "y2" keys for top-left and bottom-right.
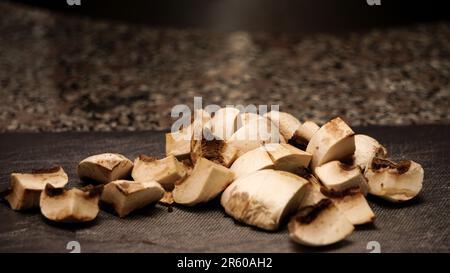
[
  {"x1": 236, "y1": 112, "x2": 265, "y2": 128},
  {"x1": 190, "y1": 109, "x2": 213, "y2": 140},
  {"x1": 321, "y1": 187, "x2": 375, "y2": 225},
  {"x1": 294, "y1": 169, "x2": 327, "y2": 209},
  {"x1": 264, "y1": 111, "x2": 302, "y2": 141},
  {"x1": 165, "y1": 128, "x2": 192, "y2": 160},
  {"x1": 211, "y1": 107, "x2": 240, "y2": 140},
  {"x1": 227, "y1": 119, "x2": 283, "y2": 157},
  {"x1": 354, "y1": 134, "x2": 388, "y2": 170},
  {"x1": 40, "y1": 184, "x2": 103, "y2": 223},
  {"x1": 190, "y1": 131, "x2": 238, "y2": 168},
  {"x1": 315, "y1": 160, "x2": 368, "y2": 195},
  {"x1": 77, "y1": 153, "x2": 133, "y2": 184},
  {"x1": 288, "y1": 121, "x2": 320, "y2": 150},
  {"x1": 101, "y1": 180, "x2": 164, "y2": 217},
  {"x1": 173, "y1": 158, "x2": 235, "y2": 206},
  {"x1": 132, "y1": 154, "x2": 187, "y2": 189},
  {"x1": 288, "y1": 199, "x2": 354, "y2": 246},
  {"x1": 364, "y1": 158, "x2": 424, "y2": 202},
  {"x1": 229, "y1": 147, "x2": 274, "y2": 179},
  {"x1": 221, "y1": 169, "x2": 309, "y2": 231},
  {"x1": 5, "y1": 166, "x2": 68, "y2": 210},
  {"x1": 264, "y1": 143, "x2": 312, "y2": 173},
  {"x1": 306, "y1": 117, "x2": 355, "y2": 170},
  {"x1": 166, "y1": 109, "x2": 212, "y2": 159}
]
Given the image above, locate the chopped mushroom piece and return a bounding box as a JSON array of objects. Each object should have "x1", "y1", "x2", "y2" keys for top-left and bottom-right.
[
  {"x1": 166, "y1": 109, "x2": 212, "y2": 159},
  {"x1": 263, "y1": 111, "x2": 302, "y2": 141},
  {"x1": 288, "y1": 199, "x2": 354, "y2": 246},
  {"x1": 294, "y1": 169, "x2": 327, "y2": 209},
  {"x1": 306, "y1": 117, "x2": 355, "y2": 170},
  {"x1": 227, "y1": 119, "x2": 283, "y2": 157},
  {"x1": 315, "y1": 160, "x2": 368, "y2": 195},
  {"x1": 189, "y1": 109, "x2": 213, "y2": 140},
  {"x1": 288, "y1": 121, "x2": 320, "y2": 150},
  {"x1": 265, "y1": 143, "x2": 312, "y2": 173},
  {"x1": 190, "y1": 130, "x2": 238, "y2": 167},
  {"x1": 221, "y1": 169, "x2": 309, "y2": 231},
  {"x1": 354, "y1": 134, "x2": 388, "y2": 170},
  {"x1": 236, "y1": 112, "x2": 265, "y2": 128},
  {"x1": 40, "y1": 184, "x2": 103, "y2": 223},
  {"x1": 211, "y1": 107, "x2": 241, "y2": 140},
  {"x1": 165, "y1": 128, "x2": 192, "y2": 160},
  {"x1": 364, "y1": 158, "x2": 424, "y2": 202},
  {"x1": 101, "y1": 180, "x2": 164, "y2": 217},
  {"x1": 132, "y1": 154, "x2": 187, "y2": 189},
  {"x1": 77, "y1": 153, "x2": 133, "y2": 184},
  {"x1": 5, "y1": 166, "x2": 68, "y2": 210},
  {"x1": 173, "y1": 158, "x2": 235, "y2": 206},
  {"x1": 321, "y1": 187, "x2": 375, "y2": 225},
  {"x1": 230, "y1": 147, "x2": 274, "y2": 179}
]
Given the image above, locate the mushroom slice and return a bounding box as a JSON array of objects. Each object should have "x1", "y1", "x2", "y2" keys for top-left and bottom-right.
[
  {"x1": 306, "y1": 117, "x2": 355, "y2": 170},
  {"x1": 190, "y1": 109, "x2": 213, "y2": 140},
  {"x1": 288, "y1": 121, "x2": 320, "y2": 150},
  {"x1": 211, "y1": 107, "x2": 240, "y2": 140},
  {"x1": 40, "y1": 184, "x2": 103, "y2": 223},
  {"x1": 221, "y1": 169, "x2": 309, "y2": 231},
  {"x1": 364, "y1": 158, "x2": 424, "y2": 202},
  {"x1": 315, "y1": 160, "x2": 368, "y2": 195},
  {"x1": 288, "y1": 199, "x2": 354, "y2": 246},
  {"x1": 321, "y1": 187, "x2": 375, "y2": 225},
  {"x1": 230, "y1": 147, "x2": 274, "y2": 179},
  {"x1": 236, "y1": 112, "x2": 265, "y2": 127},
  {"x1": 173, "y1": 158, "x2": 235, "y2": 206},
  {"x1": 165, "y1": 128, "x2": 192, "y2": 160},
  {"x1": 77, "y1": 153, "x2": 133, "y2": 184},
  {"x1": 264, "y1": 143, "x2": 312, "y2": 173},
  {"x1": 190, "y1": 134, "x2": 238, "y2": 168},
  {"x1": 264, "y1": 111, "x2": 302, "y2": 141},
  {"x1": 132, "y1": 155, "x2": 187, "y2": 189},
  {"x1": 227, "y1": 119, "x2": 282, "y2": 157},
  {"x1": 5, "y1": 166, "x2": 68, "y2": 210},
  {"x1": 293, "y1": 168, "x2": 327, "y2": 209},
  {"x1": 354, "y1": 134, "x2": 388, "y2": 170},
  {"x1": 166, "y1": 109, "x2": 212, "y2": 159},
  {"x1": 101, "y1": 180, "x2": 164, "y2": 217}
]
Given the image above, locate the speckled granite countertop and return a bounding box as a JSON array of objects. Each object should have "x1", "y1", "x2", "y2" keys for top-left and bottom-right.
[{"x1": 0, "y1": 2, "x2": 449, "y2": 132}]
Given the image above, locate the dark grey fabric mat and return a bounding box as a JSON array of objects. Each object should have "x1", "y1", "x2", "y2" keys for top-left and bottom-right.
[{"x1": 0, "y1": 125, "x2": 449, "y2": 253}]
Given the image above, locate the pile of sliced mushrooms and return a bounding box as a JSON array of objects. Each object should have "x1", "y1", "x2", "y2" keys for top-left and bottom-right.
[{"x1": 1, "y1": 108, "x2": 424, "y2": 247}]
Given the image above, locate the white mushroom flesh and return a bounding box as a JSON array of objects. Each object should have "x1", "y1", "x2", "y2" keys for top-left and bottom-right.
[
  {"x1": 365, "y1": 158, "x2": 424, "y2": 202},
  {"x1": 77, "y1": 153, "x2": 133, "y2": 184},
  {"x1": 306, "y1": 117, "x2": 355, "y2": 170},
  {"x1": 5, "y1": 166, "x2": 68, "y2": 210},
  {"x1": 101, "y1": 180, "x2": 164, "y2": 217},
  {"x1": 173, "y1": 158, "x2": 235, "y2": 206},
  {"x1": 221, "y1": 169, "x2": 309, "y2": 231}
]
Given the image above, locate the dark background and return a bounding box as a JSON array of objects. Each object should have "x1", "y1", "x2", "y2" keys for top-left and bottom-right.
[
  {"x1": 1, "y1": 0, "x2": 449, "y2": 131},
  {"x1": 12, "y1": 0, "x2": 450, "y2": 34}
]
